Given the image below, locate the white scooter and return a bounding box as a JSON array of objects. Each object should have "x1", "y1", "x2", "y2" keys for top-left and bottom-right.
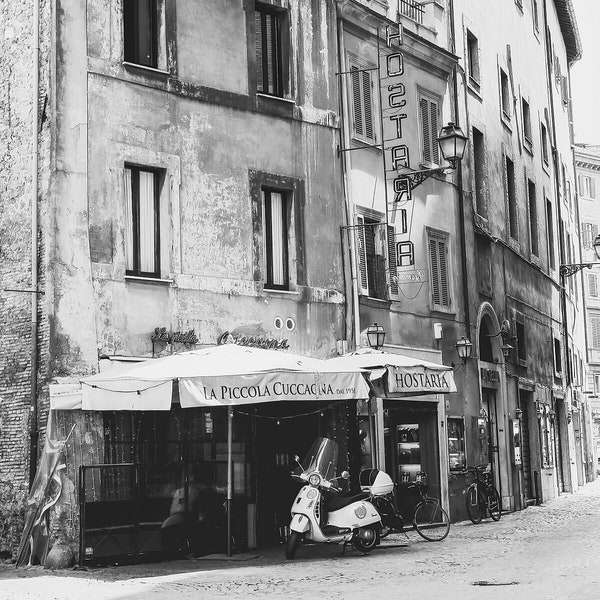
[{"x1": 286, "y1": 437, "x2": 382, "y2": 559}]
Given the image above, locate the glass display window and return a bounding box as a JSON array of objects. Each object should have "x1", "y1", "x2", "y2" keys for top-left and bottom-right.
[{"x1": 447, "y1": 417, "x2": 466, "y2": 471}]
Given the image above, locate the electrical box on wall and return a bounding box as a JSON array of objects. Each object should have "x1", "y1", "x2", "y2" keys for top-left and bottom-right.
[{"x1": 433, "y1": 323, "x2": 443, "y2": 339}]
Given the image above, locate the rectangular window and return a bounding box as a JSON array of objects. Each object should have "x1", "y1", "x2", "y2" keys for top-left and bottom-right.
[
  {"x1": 579, "y1": 174, "x2": 596, "y2": 199},
  {"x1": 589, "y1": 274, "x2": 599, "y2": 298},
  {"x1": 419, "y1": 93, "x2": 440, "y2": 166},
  {"x1": 262, "y1": 189, "x2": 289, "y2": 290},
  {"x1": 466, "y1": 30, "x2": 480, "y2": 85},
  {"x1": 350, "y1": 62, "x2": 376, "y2": 143},
  {"x1": 500, "y1": 68, "x2": 511, "y2": 120},
  {"x1": 516, "y1": 320, "x2": 527, "y2": 364},
  {"x1": 581, "y1": 222, "x2": 598, "y2": 248},
  {"x1": 591, "y1": 316, "x2": 600, "y2": 349},
  {"x1": 554, "y1": 337, "x2": 562, "y2": 374},
  {"x1": 532, "y1": 0, "x2": 540, "y2": 31},
  {"x1": 447, "y1": 418, "x2": 466, "y2": 471},
  {"x1": 506, "y1": 156, "x2": 518, "y2": 240},
  {"x1": 125, "y1": 165, "x2": 161, "y2": 277},
  {"x1": 123, "y1": 0, "x2": 158, "y2": 68},
  {"x1": 255, "y1": 4, "x2": 285, "y2": 97},
  {"x1": 546, "y1": 199, "x2": 556, "y2": 270},
  {"x1": 473, "y1": 127, "x2": 487, "y2": 216},
  {"x1": 522, "y1": 98, "x2": 532, "y2": 146},
  {"x1": 357, "y1": 216, "x2": 387, "y2": 300},
  {"x1": 428, "y1": 230, "x2": 450, "y2": 309},
  {"x1": 528, "y1": 179, "x2": 538, "y2": 256},
  {"x1": 540, "y1": 122, "x2": 549, "y2": 165}
]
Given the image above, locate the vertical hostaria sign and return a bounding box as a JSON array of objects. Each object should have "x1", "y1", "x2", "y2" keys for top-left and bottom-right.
[{"x1": 379, "y1": 23, "x2": 417, "y2": 273}]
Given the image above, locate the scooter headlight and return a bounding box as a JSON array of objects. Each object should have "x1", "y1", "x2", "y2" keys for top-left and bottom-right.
[
  {"x1": 308, "y1": 473, "x2": 322, "y2": 487},
  {"x1": 307, "y1": 488, "x2": 318, "y2": 499},
  {"x1": 354, "y1": 504, "x2": 367, "y2": 519}
]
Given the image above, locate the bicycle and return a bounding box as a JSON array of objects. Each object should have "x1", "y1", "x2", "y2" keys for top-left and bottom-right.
[
  {"x1": 463, "y1": 465, "x2": 502, "y2": 524},
  {"x1": 362, "y1": 470, "x2": 450, "y2": 542}
]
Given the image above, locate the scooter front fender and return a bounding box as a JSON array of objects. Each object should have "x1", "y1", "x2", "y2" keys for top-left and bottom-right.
[{"x1": 289, "y1": 513, "x2": 310, "y2": 533}]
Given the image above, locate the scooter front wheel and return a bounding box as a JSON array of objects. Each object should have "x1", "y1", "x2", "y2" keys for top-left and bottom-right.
[
  {"x1": 285, "y1": 531, "x2": 304, "y2": 559},
  {"x1": 352, "y1": 526, "x2": 380, "y2": 554}
]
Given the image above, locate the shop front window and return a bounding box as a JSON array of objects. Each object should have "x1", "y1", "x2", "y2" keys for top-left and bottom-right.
[{"x1": 447, "y1": 417, "x2": 466, "y2": 471}]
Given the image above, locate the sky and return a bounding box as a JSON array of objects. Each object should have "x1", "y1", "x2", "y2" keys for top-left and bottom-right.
[{"x1": 570, "y1": 0, "x2": 600, "y2": 144}]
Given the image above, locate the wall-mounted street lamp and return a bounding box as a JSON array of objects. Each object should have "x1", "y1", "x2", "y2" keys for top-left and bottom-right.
[
  {"x1": 559, "y1": 234, "x2": 600, "y2": 277},
  {"x1": 401, "y1": 122, "x2": 468, "y2": 189},
  {"x1": 366, "y1": 323, "x2": 386, "y2": 350},
  {"x1": 455, "y1": 336, "x2": 473, "y2": 363},
  {"x1": 488, "y1": 319, "x2": 517, "y2": 359}
]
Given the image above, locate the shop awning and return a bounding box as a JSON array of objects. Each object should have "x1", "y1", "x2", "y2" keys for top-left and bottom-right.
[
  {"x1": 326, "y1": 348, "x2": 456, "y2": 395},
  {"x1": 65, "y1": 343, "x2": 369, "y2": 411}
]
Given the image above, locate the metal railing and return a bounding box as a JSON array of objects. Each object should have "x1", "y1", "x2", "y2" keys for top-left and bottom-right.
[{"x1": 398, "y1": 0, "x2": 425, "y2": 24}]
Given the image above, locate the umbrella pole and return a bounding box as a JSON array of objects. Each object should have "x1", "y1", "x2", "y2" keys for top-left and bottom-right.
[{"x1": 227, "y1": 408, "x2": 233, "y2": 557}]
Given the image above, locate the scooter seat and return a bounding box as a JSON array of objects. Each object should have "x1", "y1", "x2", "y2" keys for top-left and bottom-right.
[{"x1": 327, "y1": 491, "x2": 370, "y2": 511}]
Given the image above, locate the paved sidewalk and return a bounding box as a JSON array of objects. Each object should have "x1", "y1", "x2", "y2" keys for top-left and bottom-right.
[{"x1": 2, "y1": 480, "x2": 600, "y2": 599}]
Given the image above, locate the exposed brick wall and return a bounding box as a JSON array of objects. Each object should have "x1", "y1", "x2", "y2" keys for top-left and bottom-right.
[{"x1": 0, "y1": 0, "x2": 52, "y2": 557}]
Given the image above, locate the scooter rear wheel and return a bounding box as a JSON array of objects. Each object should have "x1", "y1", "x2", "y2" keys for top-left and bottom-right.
[
  {"x1": 352, "y1": 526, "x2": 380, "y2": 554},
  {"x1": 285, "y1": 531, "x2": 304, "y2": 559}
]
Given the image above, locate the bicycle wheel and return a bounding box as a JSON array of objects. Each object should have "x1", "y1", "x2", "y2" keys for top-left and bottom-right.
[
  {"x1": 466, "y1": 484, "x2": 482, "y2": 524},
  {"x1": 486, "y1": 486, "x2": 502, "y2": 521},
  {"x1": 413, "y1": 500, "x2": 450, "y2": 542}
]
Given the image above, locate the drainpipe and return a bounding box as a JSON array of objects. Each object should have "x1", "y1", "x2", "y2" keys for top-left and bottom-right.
[
  {"x1": 29, "y1": 0, "x2": 40, "y2": 489},
  {"x1": 336, "y1": 3, "x2": 362, "y2": 350}
]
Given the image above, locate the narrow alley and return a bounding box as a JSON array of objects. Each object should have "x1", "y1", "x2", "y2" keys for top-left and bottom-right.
[{"x1": 2, "y1": 479, "x2": 600, "y2": 600}]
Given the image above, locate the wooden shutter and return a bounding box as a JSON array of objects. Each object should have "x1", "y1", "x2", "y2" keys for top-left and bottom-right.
[
  {"x1": 420, "y1": 96, "x2": 439, "y2": 165},
  {"x1": 357, "y1": 215, "x2": 368, "y2": 292},
  {"x1": 387, "y1": 225, "x2": 398, "y2": 296},
  {"x1": 124, "y1": 168, "x2": 134, "y2": 271},
  {"x1": 429, "y1": 234, "x2": 450, "y2": 308},
  {"x1": 351, "y1": 66, "x2": 364, "y2": 139},
  {"x1": 591, "y1": 317, "x2": 600, "y2": 349},
  {"x1": 589, "y1": 274, "x2": 598, "y2": 298},
  {"x1": 590, "y1": 177, "x2": 596, "y2": 199},
  {"x1": 362, "y1": 70, "x2": 374, "y2": 140}
]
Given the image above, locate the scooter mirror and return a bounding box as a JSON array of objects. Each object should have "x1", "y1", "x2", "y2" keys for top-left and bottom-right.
[
  {"x1": 341, "y1": 470, "x2": 350, "y2": 480},
  {"x1": 294, "y1": 455, "x2": 300, "y2": 463}
]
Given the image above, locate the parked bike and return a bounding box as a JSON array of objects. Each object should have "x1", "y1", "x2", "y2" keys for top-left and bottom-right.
[
  {"x1": 286, "y1": 437, "x2": 382, "y2": 559},
  {"x1": 464, "y1": 465, "x2": 502, "y2": 524},
  {"x1": 360, "y1": 469, "x2": 450, "y2": 542}
]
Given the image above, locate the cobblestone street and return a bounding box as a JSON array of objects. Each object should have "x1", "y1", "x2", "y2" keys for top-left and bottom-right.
[{"x1": 2, "y1": 479, "x2": 600, "y2": 600}]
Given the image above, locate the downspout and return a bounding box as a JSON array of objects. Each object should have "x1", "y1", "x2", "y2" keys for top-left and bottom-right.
[
  {"x1": 29, "y1": 0, "x2": 40, "y2": 488},
  {"x1": 448, "y1": 0, "x2": 471, "y2": 339},
  {"x1": 542, "y1": 0, "x2": 571, "y2": 389},
  {"x1": 336, "y1": 3, "x2": 362, "y2": 350}
]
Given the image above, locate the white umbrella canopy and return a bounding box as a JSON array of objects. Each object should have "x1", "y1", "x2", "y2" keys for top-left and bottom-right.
[
  {"x1": 326, "y1": 347, "x2": 457, "y2": 394},
  {"x1": 80, "y1": 343, "x2": 370, "y2": 411}
]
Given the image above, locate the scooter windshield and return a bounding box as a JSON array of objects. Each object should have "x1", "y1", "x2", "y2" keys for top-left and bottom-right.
[{"x1": 298, "y1": 437, "x2": 338, "y2": 480}]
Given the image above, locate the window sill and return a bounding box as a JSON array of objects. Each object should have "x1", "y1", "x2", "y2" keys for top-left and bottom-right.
[
  {"x1": 350, "y1": 137, "x2": 382, "y2": 153},
  {"x1": 256, "y1": 93, "x2": 295, "y2": 118},
  {"x1": 262, "y1": 287, "x2": 300, "y2": 299},
  {"x1": 125, "y1": 275, "x2": 173, "y2": 286},
  {"x1": 122, "y1": 61, "x2": 170, "y2": 78},
  {"x1": 523, "y1": 139, "x2": 533, "y2": 156},
  {"x1": 467, "y1": 80, "x2": 482, "y2": 102},
  {"x1": 358, "y1": 295, "x2": 391, "y2": 309},
  {"x1": 257, "y1": 92, "x2": 295, "y2": 105},
  {"x1": 501, "y1": 114, "x2": 512, "y2": 132}
]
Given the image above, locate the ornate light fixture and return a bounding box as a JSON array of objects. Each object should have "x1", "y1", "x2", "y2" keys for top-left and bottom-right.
[
  {"x1": 400, "y1": 122, "x2": 468, "y2": 189},
  {"x1": 455, "y1": 336, "x2": 473, "y2": 363},
  {"x1": 488, "y1": 319, "x2": 517, "y2": 360},
  {"x1": 366, "y1": 323, "x2": 386, "y2": 350},
  {"x1": 559, "y1": 234, "x2": 600, "y2": 277}
]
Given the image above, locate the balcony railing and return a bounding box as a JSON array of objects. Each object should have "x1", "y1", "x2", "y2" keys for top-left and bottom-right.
[{"x1": 398, "y1": 0, "x2": 425, "y2": 24}]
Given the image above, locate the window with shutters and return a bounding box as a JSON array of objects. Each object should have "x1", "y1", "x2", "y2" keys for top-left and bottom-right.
[
  {"x1": 527, "y1": 178, "x2": 538, "y2": 256},
  {"x1": 419, "y1": 92, "x2": 440, "y2": 166},
  {"x1": 589, "y1": 274, "x2": 599, "y2": 298},
  {"x1": 553, "y1": 337, "x2": 562, "y2": 375},
  {"x1": 254, "y1": 3, "x2": 288, "y2": 98},
  {"x1": 590, "y1": 315, "x2": 600, "y2": 349},
  {"x1": 516, "y1": 319, "x2": 527, "y2": 365},
  {"x1": 356, "y1": 214, "x2": 387, "y2": 300},
  {"x1": 472, "y1": 127, "x2": 487, "y2": 217},
  {"x1": 579, "y1": 174, "x2": 596, "y2": 199},
  {"x1": 505, "y1": 155, "x2": 518, "y2": 240},
  {"x1": 540, "y1": 122, "x2": 549, "y2": 166},
  {"x1": 500, "y1": 68, "x2": 511, "y2": 121},
  {"x1": 124, "y1": 165, "x2": 163, "y2": 278},
  {"x1": 581, "y1": 222, "x2": 598, "y2": 249},
  {"x1": 262, "y1": 189, "x2": 289, "y2": 290},
  {"x1": 546, "y1": 199, "x2": 556, "y2": 270},
  {"x1": 522, "y1": 98, "x2": 532, "y2": 148},
  {"x1": 466, "y1": 30, "x2": 480, "y2": 86},
  {"x1": 428, "y1": 229, "x2": 451, "y2": 310},
  {"x1": 123, "y1": 0, "x2": 160, "y2": 68},
  {"x1": 349, "y1": 59, "x2": 376, "y2": 144}
]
